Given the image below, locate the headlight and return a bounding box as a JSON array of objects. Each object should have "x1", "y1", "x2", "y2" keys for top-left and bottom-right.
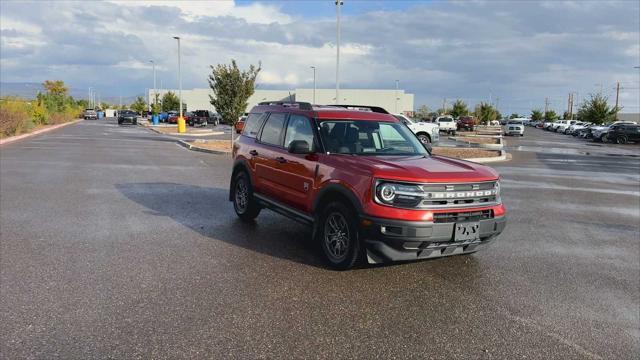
[
  {"x1": 495, "y1": 180, "x2": 501, "y2": 203},
  {"x1": 375, "y1": 181, "x2": 423, "y2": 207}
]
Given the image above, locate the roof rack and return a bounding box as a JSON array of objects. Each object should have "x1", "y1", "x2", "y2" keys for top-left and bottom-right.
[
  {"x1": 257, "y1": 101, "x2": 313, "y2": 110},
  {"x1": 327, "y1": 105, "x2": 389, "y2": 114}
]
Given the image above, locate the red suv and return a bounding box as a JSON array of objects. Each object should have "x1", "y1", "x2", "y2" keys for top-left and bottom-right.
[{"x1": 230, "y1": 102, "x2": 506, "y2": 270}]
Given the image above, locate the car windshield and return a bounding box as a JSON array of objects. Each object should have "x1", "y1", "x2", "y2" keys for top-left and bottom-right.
[
  {"x1": 507, "y1": 121, "x2": 522, "y2": 125},
  {"x1": 120, "y1": 110, "x2": 135, "y2": 115},
  {"x1": 319, "y1": 120, "x2": 428, "y2": 156}
]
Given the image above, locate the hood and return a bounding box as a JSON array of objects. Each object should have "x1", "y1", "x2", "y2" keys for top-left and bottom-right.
[{"x1": 329, "y1": 155, "x2": 499, "y2": 183}]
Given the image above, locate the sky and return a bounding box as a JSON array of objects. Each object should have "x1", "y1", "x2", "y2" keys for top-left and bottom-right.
[{"x1": 1, "y1": 0, "x2": 639, "y2": 114}]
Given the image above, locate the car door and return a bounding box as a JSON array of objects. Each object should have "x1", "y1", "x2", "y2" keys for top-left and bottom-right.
[
  {"x1": 271, "y1": 114, "x2": 319, "y2": 211},
  {"x1": 253, "y1": 112, "x2": 288, "y2": 199}
]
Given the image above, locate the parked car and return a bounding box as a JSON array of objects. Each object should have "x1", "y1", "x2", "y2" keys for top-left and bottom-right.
[
  {"x1": 457, "y1": 116, "x2": 478, "y2": 131},
  {"x1": 117, "y1": 110, "x2": 138, "y2": 125},
  {"x1": 168, "y1": 111, "x2": 190, "y2": 124},
  {"x1": 592, "y1": 121, "x2": 636, "y2": 142},
  {"x1": 435, "y1": 116, "x2": 457, "y2": 134},
  {"x1": 606, "y1": 123, "x2": 639, "y2": 144},
  {"x1": 235, "y1": 115, "x2": 247, "y2": 134},
  {"x1": 503, "y1": 120, "x2": 525, "y2": 136},
  {"x1": 189, "y1": 110, "x2": 218, "y2": 127},
  {"x1": 84, "y1": 109, "x2": 98, "y2": 120},
  {"x1": 229, "y1": 101, "x2": 506, "y2": 270},
  {"x1": 553, "y1": 120, "x2": 577, "y2": 133},
  {"x1": 393, "y1": 114, "x2": 439, "y2": 144},
  {"x1": 567, "y1": 122, "x2": 590, "y2": 135}
]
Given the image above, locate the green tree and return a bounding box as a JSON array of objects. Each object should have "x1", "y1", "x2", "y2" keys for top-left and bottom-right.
[
  {"x1": 562, "y1": 111, "x2": 571, "y2": 120},
  {"x1": 577, "y1": 93, "x2": 619, "y2": 125},
  {"x1": 474, "y1": 102, "x2": 497, "y2": 124},
  {"x1": 161, "y1": 91, "x2": 180, "y2": 112},
  {"x1": 415, "y1": 105, "x2": 429, "y2": 120},
  {"x1": 530, "y1": 109, "x2": 543, "y2": 121},
  {"x1": 450, "y1": 99, "x2": 469, "y2": 119},
  {"x1": 509, "y1": 113, "x2": 519, "y2": 119},
  {"x1": 131, "y1": 96, "x2": 147, "y2": 113},
  {"x1": 544, "y1": 110, "x2": 558, "y2": 122},
  {"x1": 208, "y1": 59, "x2": 261, "y2": 125},
  {"x1": 494, "y1": 110, "x2": 502, "y2": 121},
  {"x1": 42, "y1": 80, "x2": 68, "y2": 96}
]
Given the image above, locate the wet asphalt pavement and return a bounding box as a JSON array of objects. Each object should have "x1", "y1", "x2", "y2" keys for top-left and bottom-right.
[{"x1": 1, "y1": 119, "x2": 639, "y2": 359}]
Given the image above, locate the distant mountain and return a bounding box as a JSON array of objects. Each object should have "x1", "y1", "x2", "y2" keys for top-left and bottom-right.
[
  {"x1": 0, "y1": 82, "x2": 43, "y2": 99},
  {"x1": 0, "y1": 82, "x2": 142, "y2": 105}
]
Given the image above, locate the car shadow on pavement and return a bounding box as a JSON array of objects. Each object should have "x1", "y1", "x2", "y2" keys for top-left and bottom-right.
[{"x1": 115, "y1": 182, "x2": 325, "y2": 268}]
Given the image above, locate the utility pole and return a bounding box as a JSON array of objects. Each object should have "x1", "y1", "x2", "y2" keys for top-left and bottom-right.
[
  {"x1": 173, "y1": 36, "x2": 185, "y2": 133},
  {"x1": 442, "y1": 97, "x2": 446, "y2": 115},
  {"x1": 88, "y1": 87, "x2": 92, "y2": 108},
  {"x1": 544, "y1": 97, "x2": 549, "y2": 113},
  {"x1": 310, "y1": 66, "x2": 316, "y2": 104},
  {"x1": 395, "y1": 80, "x2": 399, "y2": 113},
  {"x1": 615, "y1": 82, "x2": 620, "y2": 109},
  {"x1": 149, "y1": 60, "x2": 156, "y2": 109},
  {"x1": 495, "y1": 97, "x2": 499, "y2": 113},
  {"x1": 335, "y1": 1, "x2": 343, "y2": 104}
]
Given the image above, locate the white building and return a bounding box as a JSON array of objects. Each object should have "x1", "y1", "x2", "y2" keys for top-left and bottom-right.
[{"x1": 148, "y1": 88, "x2": 414, "y2": 114}]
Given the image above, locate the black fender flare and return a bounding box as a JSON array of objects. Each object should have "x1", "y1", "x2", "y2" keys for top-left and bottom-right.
[{"x1": 312, "y1": 183, "x2": 363, "y2": 216}]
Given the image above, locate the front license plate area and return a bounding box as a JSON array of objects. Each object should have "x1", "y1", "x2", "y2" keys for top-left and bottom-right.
[{"x1": 454, "y1": 222, "x2": 480, "y2": 241}]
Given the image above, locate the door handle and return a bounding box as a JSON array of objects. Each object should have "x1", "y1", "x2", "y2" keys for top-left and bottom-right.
[
  {"x1": 249, "y1": 150, "x2": 258, "y2": 156},
  {"x1": 275, "y1": 157, "x2": 287, "y2": 163}
]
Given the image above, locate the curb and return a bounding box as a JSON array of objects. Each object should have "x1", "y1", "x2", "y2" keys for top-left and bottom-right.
[
  {"x1": 0, "y1": 119, "x2": 83, "y2": 146},
  {"x1": 448, "y1": 135, "x2": 504, "y2": 150},
  {"x1": 177, "y1": 140, "x2": 230, "y2": 155},
  {"x1": 145, "y1": 125, "x2": 224, "y2": 137},
  {"x1": 464, "y1": 150, "x2": 510, "y2": 163}
]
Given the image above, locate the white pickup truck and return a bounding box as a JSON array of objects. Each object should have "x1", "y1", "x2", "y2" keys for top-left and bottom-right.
[
  {"x1": 435, "y1": 116, "x2": 457, "y2": 134},
  {"x1": 393, "y1": 114, "x2": 439, "y2": 145}
]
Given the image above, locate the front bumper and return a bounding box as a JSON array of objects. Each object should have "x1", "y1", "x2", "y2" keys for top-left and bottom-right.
[{"x1": 361, "y1": 215, "x2": 506, "y2": 264}]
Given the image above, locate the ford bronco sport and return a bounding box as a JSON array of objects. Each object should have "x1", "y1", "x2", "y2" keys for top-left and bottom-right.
[{"x1": 230, "y1": 102, "x2": 506, "y2": 270}]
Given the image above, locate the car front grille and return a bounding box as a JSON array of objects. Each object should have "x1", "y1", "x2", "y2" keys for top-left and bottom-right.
[
  {"x1": 418, "y1": 181, "x2": 499, "y2": 209},
  {"x1": 433, "y1": 210, "x2": 493, "y2": 223}
]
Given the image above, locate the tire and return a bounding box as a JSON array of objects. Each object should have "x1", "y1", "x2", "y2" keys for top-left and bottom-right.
[
  {"x1": 602, "y1": 134, "x2": 609, "y2": 143},
  {"x1": 133, "y1": 120, "x2": 137, "y2": 125},
  {"x1": 232, "y1": 171, "x2": 261, "y2": 221},
  {"x1": 317, "y1": 201, "x2": 361, "y2": 270},
  {"x1": 118, "y1": 121, "x2": 123, "y2": 125},
  {"x1": 520, "y1": 134, "x2": 524, "y2": 137},
  {"x1": 416, "y1": 133, "x2": 431, "y2": 144},
  {"x1": 616, "y1": 136, "x2": 628, "y2": 144}
]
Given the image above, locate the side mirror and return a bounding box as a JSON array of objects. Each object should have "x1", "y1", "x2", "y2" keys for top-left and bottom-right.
[{"x1": 288, "y1": 140, "x2": 311, "y2": 154}]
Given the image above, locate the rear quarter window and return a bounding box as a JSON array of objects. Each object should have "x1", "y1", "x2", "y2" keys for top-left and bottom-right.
[{"x1": 242, "y1": 113, "x2": 266, "y2": 138}]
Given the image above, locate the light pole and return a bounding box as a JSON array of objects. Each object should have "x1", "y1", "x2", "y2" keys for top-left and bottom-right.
[
  {"x1": 149, "y1": 60, "x2": 156, "y2": 110},
  {"x1": 395, "y1": 79, "x2": 399, "y2": 113},
  {"x1": 88, "y1": 87, "x2": 92, "y2": 108},
  {"x1": 335, "y1": 1, "x2": 343, "y2": 104},
  {"x1": 173, "y1": 36, "x2": 185, "y2": 133},
  {"x1": 310, "y1": 66, "x2": 316, "y2": 104}
]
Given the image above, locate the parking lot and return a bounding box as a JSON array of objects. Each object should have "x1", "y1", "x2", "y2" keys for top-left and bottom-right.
[{"x1": 1, "y1": 119, "x2": 638, "y2": 358}]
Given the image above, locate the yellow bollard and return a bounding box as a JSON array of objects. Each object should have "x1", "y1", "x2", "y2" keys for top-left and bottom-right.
[{"x1": 177, "y1": 116, "x2": 186, "y2": 133}]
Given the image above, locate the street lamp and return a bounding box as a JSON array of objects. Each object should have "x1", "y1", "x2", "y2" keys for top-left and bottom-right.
[
  {"x1": 173, "y1": 36, "x2": 185, "y2": 133},
  {"x1": 310, "y1": 66, "x2": 316, "y2": 104},
  {"x1": 335, "y1": 1, "x2": 343, "y2": 104},
  {"x1": 395, "y1": 79, "x2": 399, "y2": 113},
  {"x1": 149, "y1": 60, "x2": 156, "y2": 110}
]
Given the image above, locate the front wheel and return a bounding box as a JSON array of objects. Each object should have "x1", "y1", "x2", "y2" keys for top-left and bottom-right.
[
  {"x1": 616, "y1": 136, "x2": 628, "y2": 144},
  {"x1": 232, "y1": 172, "x2": 261, "y2": 221},
  {"x1": 417, "y1": 134, "x2": 431, "y2": 144},
  {"x1": 317, "y1": 202, "x2": 361, "y2": 270}
]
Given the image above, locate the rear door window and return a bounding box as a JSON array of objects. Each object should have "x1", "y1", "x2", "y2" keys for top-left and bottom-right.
[
  {"x1": 259, "y1": 113, "x2": 287, "y2": 146},
  {"x1": 284, "y1": 114, "x2": 315, "y2": 150}
]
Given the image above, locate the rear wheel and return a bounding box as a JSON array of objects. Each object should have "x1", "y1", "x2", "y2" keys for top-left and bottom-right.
[
  {"x1": 602, "y1": 134, "x2": 609, "y2": 143},
  {"x1": 616, "y1": 136, "x2": 628, "y2": 144},
  {"x1": 232, "y1": 171, "x2": 261, "y2": 221},
  {"x1": 317, "y1": 201, "x2": 361, "y2": 270}
]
